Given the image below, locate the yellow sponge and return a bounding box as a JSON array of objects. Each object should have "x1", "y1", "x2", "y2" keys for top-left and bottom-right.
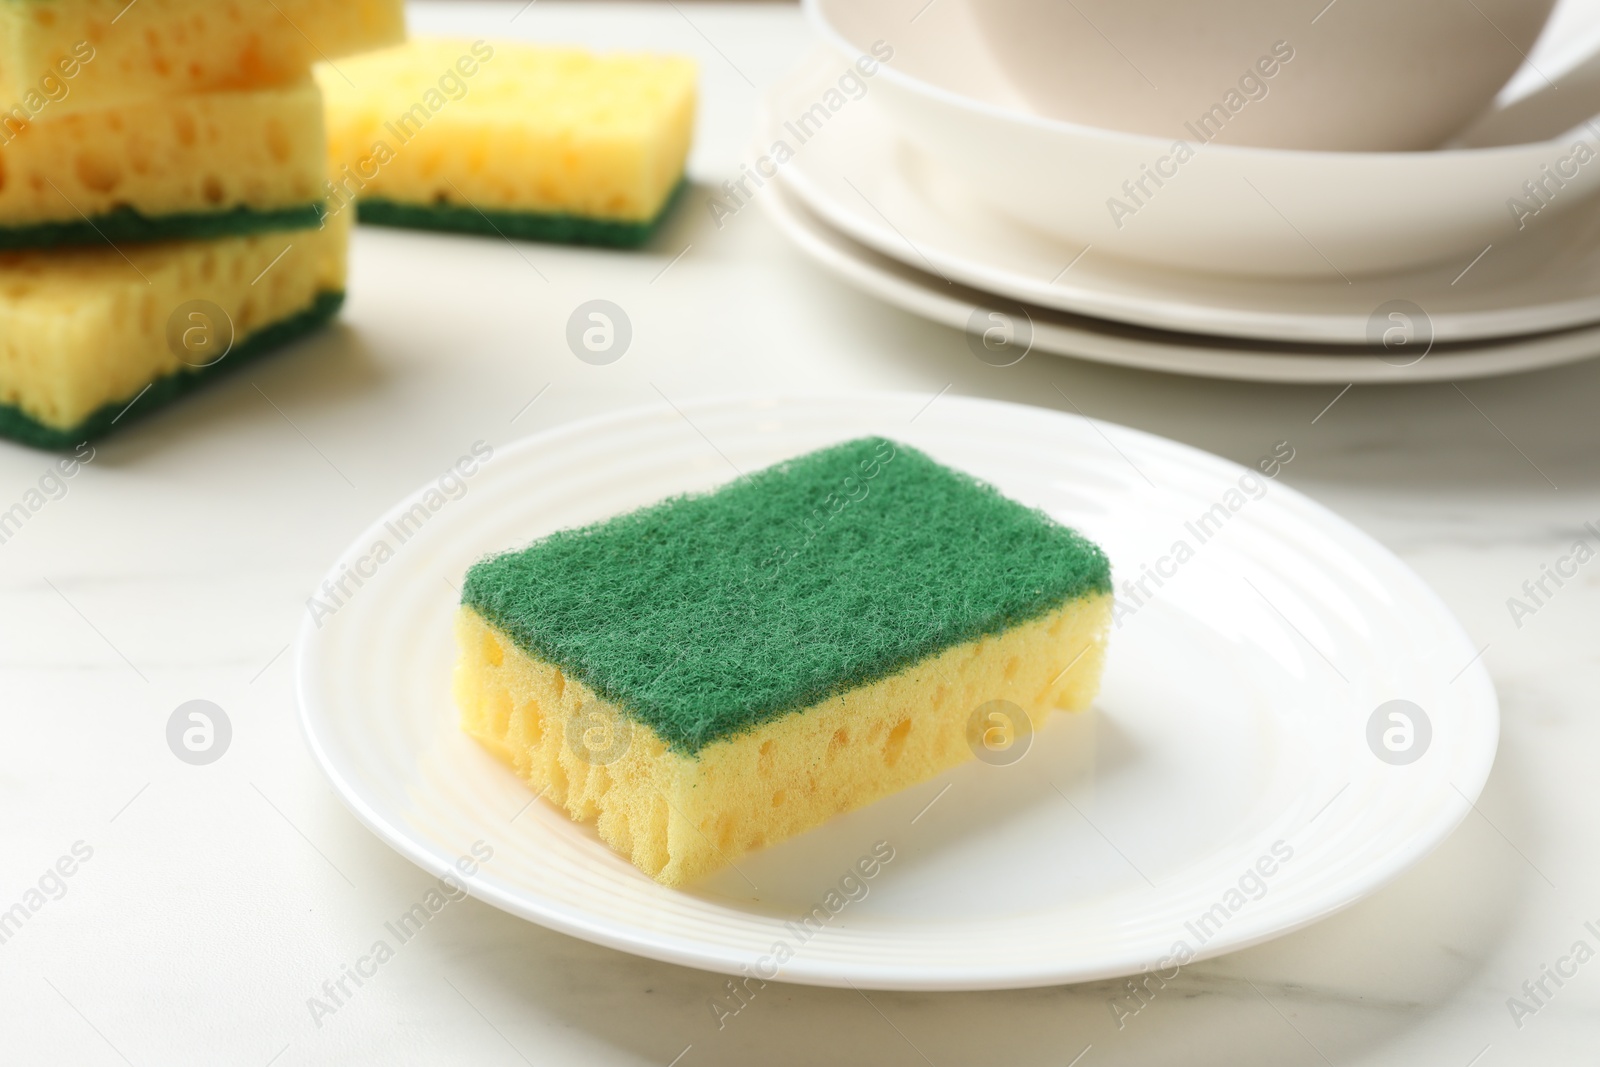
[
  {"x1": 0, "y1": 212, "x2": 348, "y2": 448},
  {"x1": 0, "y1": 81, "x2": 327, "y2": 248},
  {"x1": 318, "y1": 38, "x2": 696, "y2": 245},
  {"x1": 453, "y1": 437, "x2": 1115, "y2": 886},
  {"x1": 457, "y1": 598, "x2": 1111, "y2": 886},
  {"x1": 0, "y1": 0, "x2": 405, "y2": 114}
]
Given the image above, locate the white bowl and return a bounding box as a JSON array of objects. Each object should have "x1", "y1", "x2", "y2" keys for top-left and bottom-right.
[
  {"x1": 804, "y1": 0, "x2": 1600, "y2": 279},
  {"x1": 962, "y1": 0, "x2": 1555, "y2": 152}
]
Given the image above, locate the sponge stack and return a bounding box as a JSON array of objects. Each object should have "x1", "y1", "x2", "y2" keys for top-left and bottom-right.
[
  {"x1": 0, "y1": 0, "x2": 404, "y2": 447},
  {"x1": 456, "y1": 438, "x2": 1114, "y2": 886}
]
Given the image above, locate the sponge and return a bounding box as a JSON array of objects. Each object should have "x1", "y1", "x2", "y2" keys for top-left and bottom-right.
[
  {"x1": 0, "y1": 81, "x2": 327, "y2": 250},
  {"x1": 0, "y1": 213, "x2": 348, "y2": 449},
  {"x1": 0, "y1": 0, "x2": 405, "y2": 114},
  {"x1": 456, "y1": 437, "x2": 1113, "y2": 886},
  {"x1": 318, "y1": 39, "x2": 696, "y2": 246}
]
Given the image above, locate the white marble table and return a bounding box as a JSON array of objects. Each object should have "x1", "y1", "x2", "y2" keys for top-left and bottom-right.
[{"x1": 3, "y1": 3, "x2": 1599, "y2": 1064}]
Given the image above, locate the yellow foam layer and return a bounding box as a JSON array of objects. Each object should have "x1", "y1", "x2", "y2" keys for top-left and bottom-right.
[
  {"x1": 0, "y1": 212, "x2": 348, "y2": 429},
  {"x1": 0, "y1": 80, "x2": 325, "y2": 228},
  {"x1": 456, "y1": 595, "x2": 1112, "y2": 886},
  {"x1": 318, "y1": 38, "x2": 697, "y2": 222},
  {"x1": 0, "y1": 0, "x2": 405, "y2": 113}
]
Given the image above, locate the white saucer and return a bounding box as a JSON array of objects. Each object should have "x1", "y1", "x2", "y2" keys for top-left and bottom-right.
[
  {"x1": 766, "y1": 54, "x2": 1600, "y2": 346},
  {"x1": 764, "y1": 177, "x2": 1600, "y2": 383},
  {"x1": 297, "y1": 394, "x2": 1498, "y2": 990}
]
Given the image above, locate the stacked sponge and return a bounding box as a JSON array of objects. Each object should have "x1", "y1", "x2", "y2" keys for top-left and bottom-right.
[
  {"x1": 318, "y1": 39, "x2": 697, "y2": 248},
  {"x1": 0, "y1": 0, "x2": 405, "y2": 449}
]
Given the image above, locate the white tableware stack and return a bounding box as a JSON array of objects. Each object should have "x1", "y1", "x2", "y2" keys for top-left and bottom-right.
[{"x1": 759, "y1": 0, "x2": 1600, "y2": 382}]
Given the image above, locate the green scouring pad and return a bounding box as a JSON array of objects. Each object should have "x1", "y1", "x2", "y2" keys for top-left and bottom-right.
[
  {"x1": 354, "y1": 181, "x2": 686, "y2": 249},
  {"x1": 0, "y1": 205, "x2": 328, "y2": 253}
]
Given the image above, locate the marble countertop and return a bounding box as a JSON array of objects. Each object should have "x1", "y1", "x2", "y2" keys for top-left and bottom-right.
[{"x1": 3, "y1": 3, "x2": 1599, "y2": 1064}]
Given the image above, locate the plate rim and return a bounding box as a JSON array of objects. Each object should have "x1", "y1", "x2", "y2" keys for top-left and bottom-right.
[
  {"x1": 765, "y1": 53, "x2": 1600, "y2": 347},
  {"x1": 761, "y1": 177, "x2": 1600, "y2": 385}
]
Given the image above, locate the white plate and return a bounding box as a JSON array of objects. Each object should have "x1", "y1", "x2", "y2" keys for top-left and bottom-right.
[
  {"x1": 767, "y1": 53, "x2": 1600, "y2": 345},
  {"x1": 297, "y1": 394, "x2": 1499, "y2": 990},
  {"x1": 764, "y1": 177, "x2": 1600, "y2": 383}
]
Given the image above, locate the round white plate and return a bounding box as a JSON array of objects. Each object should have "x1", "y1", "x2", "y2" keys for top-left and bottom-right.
[
  {"x1": 297, "y1": 394, "x2": 1499, "y2": 990},
  {"x1": 764, "y1": 177, "x2": 1600, "y2": 383},
  {"x1": 767, "y1": 54, "x2": 1600, "y2": 345}
]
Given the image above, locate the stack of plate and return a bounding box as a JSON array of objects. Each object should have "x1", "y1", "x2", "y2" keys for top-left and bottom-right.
[{"x1": 759, "y1": 0, "x2": 1600, "y2": 383}]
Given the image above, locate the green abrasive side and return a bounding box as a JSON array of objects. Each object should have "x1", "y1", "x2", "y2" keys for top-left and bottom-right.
[
  {"x1": 0, "y1": 289, "x2": 345, "y2": 451},
  {"x1": 354, "y1": 179, "x2": 686, "y2": 249},
  {"x1": 0, "y1": 203, "x2": 327, "y2": 251},
  {"x1": 463, "y1": 437, "x2": 1113, "y2": 755}
]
